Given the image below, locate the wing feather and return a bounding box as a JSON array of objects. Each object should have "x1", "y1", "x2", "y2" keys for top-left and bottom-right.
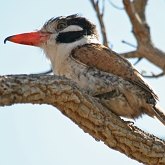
[{"x1": 71, "y1": 43, "x2": 158, "y2": 100}]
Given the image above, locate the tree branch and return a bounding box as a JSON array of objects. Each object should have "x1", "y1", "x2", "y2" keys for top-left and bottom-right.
[
  {"x1": 90, "y1": 0, "x2": 109, "y2": 47},
  {"x1": 142, "y1": 71, "x2": 164, "y2": 79},
  {"x1": 120, "y1": 50, "x2": 140, "y2": 59},
  {"x1": 122, "y1": 0, "x2": 165, "y2": 73},
  {"x1": 123, "y1": 0, "x2": 150, "y2": 45},
  {"x1": 89, "y1": 0, "x2": 165, "y2": 76},
  {"x1": 0, "y1": 75, "x2": 165, "y2": 164}
]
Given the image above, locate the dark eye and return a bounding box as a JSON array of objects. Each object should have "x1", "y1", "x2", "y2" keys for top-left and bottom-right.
[{"x1": 56, "y1": 21, "x2": 67, "y2": 31}]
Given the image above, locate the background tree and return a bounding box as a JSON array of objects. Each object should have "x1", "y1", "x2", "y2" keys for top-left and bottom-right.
[{"x1": 0, "y1": 0, "x2": 165, "y2": 165}]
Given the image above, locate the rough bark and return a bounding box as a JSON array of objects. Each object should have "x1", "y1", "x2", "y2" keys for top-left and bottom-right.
[{"x1": 0, "y1": 75, "x2": 165, "y2": 165}]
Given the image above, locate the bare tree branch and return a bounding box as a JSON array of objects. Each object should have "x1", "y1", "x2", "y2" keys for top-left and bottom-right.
[
  {"x1": 122, "y1": 0, "x2": 165, "y2": 74},
  {"x1": 142, "y1": 71, "x2": 164, "y2": 79},
  {"x1": 121, "y1": 40, "x2": 137, "y2": 48},
  {"x1": 123, "y1": 0, "x2": 150, "y2": 45},
  {"x1": 90, "y1": 0, "x2": 165, "y2": 76},
  {"x1": 90, "y1": 0, "x2": 109, "y2": 47},
  {"x1": 133, "y1": 58, "x2": 143, "y2": 66},
  {"x1": 121, "y1": 40, "x2": 143, "y2": 66},
  {"x1": 0, "y1": 75, "x2": 165, "y2": 164},
  {"x1": 119, "y1": 50, "x2": 140, "y2": 58}
]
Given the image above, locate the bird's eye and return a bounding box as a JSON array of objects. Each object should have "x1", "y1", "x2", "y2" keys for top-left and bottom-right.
[{"x1": 56, "y1": 21, "x2": 67, "y2": 31}]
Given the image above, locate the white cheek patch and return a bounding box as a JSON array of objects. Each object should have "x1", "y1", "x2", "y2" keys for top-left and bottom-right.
[{"x1": 61, "y1": 25, "x2": 83, "y2": 33}]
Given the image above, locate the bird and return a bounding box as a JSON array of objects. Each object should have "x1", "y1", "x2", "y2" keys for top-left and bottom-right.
[{"x1": 4, "y1": 14, "x2": 165, "y2": 126}]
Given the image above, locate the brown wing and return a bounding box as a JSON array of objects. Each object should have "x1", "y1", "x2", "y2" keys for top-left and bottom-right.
[{"x1": 71, "y1": 43, "x2": 158, "y2": 100}]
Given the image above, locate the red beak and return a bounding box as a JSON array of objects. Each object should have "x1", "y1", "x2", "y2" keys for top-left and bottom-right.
[{"x1": 4, "y1": 31, "x2": 51, "y2": 47}]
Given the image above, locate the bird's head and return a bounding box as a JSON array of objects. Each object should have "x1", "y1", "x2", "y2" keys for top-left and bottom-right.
[{"x1": 4, "y1": 14, "x2": 99, "y2": 58}]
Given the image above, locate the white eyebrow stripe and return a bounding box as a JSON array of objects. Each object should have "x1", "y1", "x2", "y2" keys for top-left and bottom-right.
[{"x1": 61, "y1": 25, "x2": 83, "y2": 33}]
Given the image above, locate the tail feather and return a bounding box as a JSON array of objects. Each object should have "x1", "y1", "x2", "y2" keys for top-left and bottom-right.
[{"x1": 153, "y1": 105, "x2": 165, "y2": 126}]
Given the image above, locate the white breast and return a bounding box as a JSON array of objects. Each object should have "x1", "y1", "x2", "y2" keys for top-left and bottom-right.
[
  {"x1": 43, "y1": 35, "x2": 115, "y2": 95},
  {"x1": 44, "y1": 35, "x2": 100, "y2": 76}
]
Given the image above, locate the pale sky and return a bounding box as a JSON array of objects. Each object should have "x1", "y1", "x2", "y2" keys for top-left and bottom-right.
[{"x1": 0, "y1": 0, "x2": 165, "y2": 165}]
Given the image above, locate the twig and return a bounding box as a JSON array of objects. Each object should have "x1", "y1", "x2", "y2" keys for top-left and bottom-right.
[
  {"x1": 133, "y1": 57, "x2": 142, "y2": 65},
  {"x1": 122, "y1": 40, "x2": 136, "y2": 48},
  {"x1": 120, "y1": 50, "x2": 140, "y2": 58},
  {"x1": 90, "y1": 0, "x2": 109, "y2": 47},
  {"x1": 122, "y1": 0, "x2": 165, "y2": 75},
  {"x1": 142, "y1": 71, "x2": 164, "y2": 78},
  {"x1": 121, "y1": 40, "x2": 142, "y2": 65}
]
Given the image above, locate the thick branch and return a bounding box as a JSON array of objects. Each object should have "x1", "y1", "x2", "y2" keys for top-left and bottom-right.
[
  {"x1": 0, "y1": 75, "x2": 165, "y2": 164},
  {"x1": 120, "y1": 46, "x2": 165, "y2": 72},
  {"x1": 122, "y1": 0, "x2": 165, "y2": 73},
  {"x1": 123, "y1": 0, "x2": 150, "y2": 44}
]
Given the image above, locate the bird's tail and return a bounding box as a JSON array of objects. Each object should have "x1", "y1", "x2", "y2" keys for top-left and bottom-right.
[{"x1": 153, "y1": 105, "x2": 165, "y2": 126}]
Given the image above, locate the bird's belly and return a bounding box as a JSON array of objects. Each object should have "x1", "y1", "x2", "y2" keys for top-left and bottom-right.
[
  {"x1": 69, "y1": 66, "x2": 120, "y2": 96},
  {"x1": 53, "y1": 60, "x2": 154, "y2": 119},
  {"x1": 72, "y1": 68, "x2": 147, "y2": 118},
  {"x1": 54, "y1": 59, "x2": 118, "y2": 95}
]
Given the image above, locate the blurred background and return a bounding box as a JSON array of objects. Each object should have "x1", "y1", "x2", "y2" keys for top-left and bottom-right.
[{"x1": 0, "y1": 0, "x2": 165, "y2": 164}]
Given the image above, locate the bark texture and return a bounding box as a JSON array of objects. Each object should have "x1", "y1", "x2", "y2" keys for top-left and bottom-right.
[{"x1": 0, "y1": 75, "x2": 165, "y2": 165}]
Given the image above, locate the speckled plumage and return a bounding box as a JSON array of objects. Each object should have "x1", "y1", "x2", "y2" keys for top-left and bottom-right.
[
  {"x1": 5, "y1": 14, "x2": 165, "y2": 125},
  {"x1": 69, "y1": 43, "x2": 157, "y2": 118},
  {"x1": 41, "y1": 15, "x2": 165, "y2": 124}
]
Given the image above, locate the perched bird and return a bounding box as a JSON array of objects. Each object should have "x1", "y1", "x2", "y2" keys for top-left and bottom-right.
[{"x1": 4, "y1": 14, "x2": 165, "y2": 125}]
